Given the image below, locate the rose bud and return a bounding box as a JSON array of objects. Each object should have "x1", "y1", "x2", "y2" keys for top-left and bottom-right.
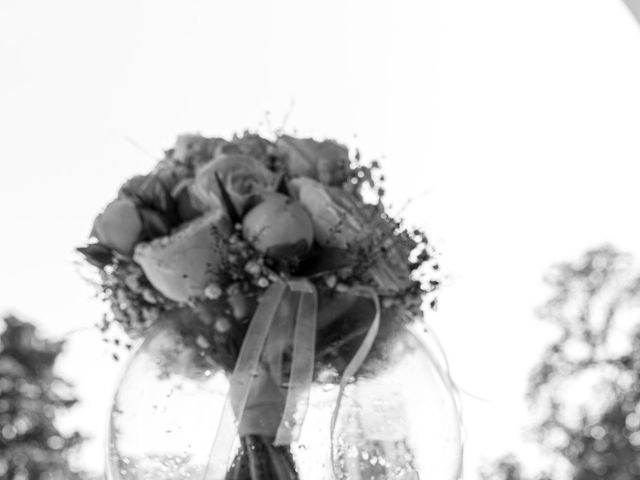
[
  {"x1": 242, "y1": 193, "x2": 314, "y2": 259},
  {"x1": 133, "y1": 210, "x2": 231, "y2": 303},
  {"x1": 91, "y1": 198, "x2": 143, "y2": 256}
]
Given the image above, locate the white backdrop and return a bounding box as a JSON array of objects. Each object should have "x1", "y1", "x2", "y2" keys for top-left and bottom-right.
[{"x1": 1, "y1": 0, "x2": 639, "y2": 477}]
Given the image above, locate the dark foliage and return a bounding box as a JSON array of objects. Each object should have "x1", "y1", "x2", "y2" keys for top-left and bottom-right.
[
  {"x1": 0, "y1": 316, "x2": 82, "y2": 479},
  {"x1": 482, "y1": 246, "x2": 640, "y2": 479}
]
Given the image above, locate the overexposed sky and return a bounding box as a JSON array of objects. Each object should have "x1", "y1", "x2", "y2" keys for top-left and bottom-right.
[{"x1": 1, "y1": 0, "x2": 639, "y2": 477}]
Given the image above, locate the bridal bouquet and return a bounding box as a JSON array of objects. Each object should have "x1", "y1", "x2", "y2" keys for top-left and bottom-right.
[{"x1": 79, "y1": 132, "x2": 451, "y2": 480}]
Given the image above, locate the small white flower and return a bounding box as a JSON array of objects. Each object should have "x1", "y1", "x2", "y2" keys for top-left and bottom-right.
[
  {"x1": 142, "y1": 289, "x2": 157, "y2": 304},
  {"x1": 244, "y1": 261, "x2": 262, "y2": 277},
  {"x1": 125, "y1": 274, "x2": 142, "y2": 293},
  {"x1": 267, "y1": 271, "x2": 281, "y2": 283},
  {"x1": 116, "y1": 289, "x2": 130, "y2": 309},
  {"x1": 226, "y1": 283, "x2": 241, "y2": 295},
  {"x1": 214, "y1": 317, "x2": 232, "y2": 333},
  {"x1": 204, "y1": 284, "x2": 222, "y2": 300},
  {"x1": 196, "y1": 335, "x2": 210, "y2": 349},
  {"x1": 142, "y1": 307, "x2": 159, "y2": 325},
  {"x1": 383, "y1": 298, "x2": 395, "y2": 309},
  {"x1": 325, "y1": 275, "x2": 338, "y2": 288}
]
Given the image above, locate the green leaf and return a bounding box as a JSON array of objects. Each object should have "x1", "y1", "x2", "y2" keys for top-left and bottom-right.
[
  {"x1": 295, "y1": 247, "x2": 355, "y2": 277},
  {"x1": 215, "y1": 172, "x2": 241, "y2": 225},
  {"x1": 276, "y1": 173, "x2": 291, "y2": 196},
  {"x1": 77, "y1": 243, "x2": 114, "y2": 269}
]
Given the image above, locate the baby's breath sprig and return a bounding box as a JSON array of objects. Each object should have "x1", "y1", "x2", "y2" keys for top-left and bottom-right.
[
  {"x1": 98, "y1": 257, "x2": 175, "y2": 344},
  {"x1": 347, "y1": 153, "x2": 386, "y2": 203},
  {"x1": 217, "y1": 224, "x2": 301, "y2": 297}
]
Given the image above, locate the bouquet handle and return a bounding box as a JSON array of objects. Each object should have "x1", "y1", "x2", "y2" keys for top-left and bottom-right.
[{"x1": 204, "y1": 281, "x2": 381, "y2": 480}]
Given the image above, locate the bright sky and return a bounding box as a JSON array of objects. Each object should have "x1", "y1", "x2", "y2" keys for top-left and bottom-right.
[{"x1": 1, "y1": 0, "x2": 639, "y2": 478}]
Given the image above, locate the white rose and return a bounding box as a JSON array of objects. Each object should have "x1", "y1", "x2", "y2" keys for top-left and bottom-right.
[
  {"x1": 192, "y1": 154, "x2": 276, "y2": 216},
  {"x1": 172, "y1": 134, "x2": 208, "y2": 161},
  {"x1": 276, "y1": 135, "x2": 350, "y2": 184},
  {"x1": 133, "y1": 211, "x2": 231, "y2": 303},
  {"x1": 290, "y1": 178, "x2": 364, "y2": 249},
  {"x1": 293, "y1": 179, "x2": 413, "y2": 292}
]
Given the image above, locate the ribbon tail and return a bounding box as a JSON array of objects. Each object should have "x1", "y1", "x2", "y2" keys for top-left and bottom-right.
[
  {"x1": 275, "y1": 280, "x2": 318, "y2": 445},
  {"x1": 265, "y1": 298, "x2": 295, "y2": 392},
  {"x1": 418, "y1": 320, "x2": 465, "y2": 480},
  {"x1": 203, "y1": 281, "x2": 288, "y2": 480},
  {"x1": 330, "y1": 287, "x2": 381, "y2": 479}
]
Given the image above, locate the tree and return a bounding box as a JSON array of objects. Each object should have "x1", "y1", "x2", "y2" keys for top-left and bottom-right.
[
  {"x1": 481, "y1": 246, "x2": 640, "y2": 479},
  {"x1": 0, "y1": 315, "x2": 82, "y2": 480},
  {"x1": 479, "y1": 454, "x2": 530, "y2": 480}
]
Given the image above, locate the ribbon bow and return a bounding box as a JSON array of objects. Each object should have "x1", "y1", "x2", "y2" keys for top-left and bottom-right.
[{"x1": 204, "y1": 279, "x2": 380, "y2": 479}]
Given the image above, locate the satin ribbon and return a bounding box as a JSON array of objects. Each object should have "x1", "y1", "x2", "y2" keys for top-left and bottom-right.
[
  {"x1": 203, "y1": 281, "x2": 381, "y2": 480},
  {"x1": 203, "y1": 281, "x2": 288, "y2": 480},
  {"x1": 274, "y1": 279, "x2": 318, "y2": 444}
]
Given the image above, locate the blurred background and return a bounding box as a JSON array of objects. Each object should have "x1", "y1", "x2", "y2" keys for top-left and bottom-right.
[{"x1": 1, "y1": 0, "x2": 640, "y2": 478}]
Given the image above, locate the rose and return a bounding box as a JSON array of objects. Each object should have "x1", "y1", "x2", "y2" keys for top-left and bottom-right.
[
  {"x1": 292, "y1": 178, "x2": 413, "y2": 291},
  {"x1": 242, "y1": 193, "x2": 314, "y2": 258},
  {"x1": 192, "y1": 154, "x2": 276, "y2": 216},
  {"x1": 276, "y1": 135, "x2": 350, "y2": 185},
  {"x1": 91, "y1": 198, "x2": 143, "y2": 256},
  {"x1": 172, "y1": 134, "x2": 211, "y2": 162},
  {"x1": 172, "y1": 134, "x2": 243, "y2": 168},
  {"x1": 289, "y1": 178, "x2": 364, "y2": 249},
  {"x1": 133, "y1": 210, "x2": 231, "y2": 303},
  {"x1": 172, "y1": 133, "x2": 227, "y2": 163},
  {"x1": 119, "y1": 173, "x2": 181, "y2": 237}
]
